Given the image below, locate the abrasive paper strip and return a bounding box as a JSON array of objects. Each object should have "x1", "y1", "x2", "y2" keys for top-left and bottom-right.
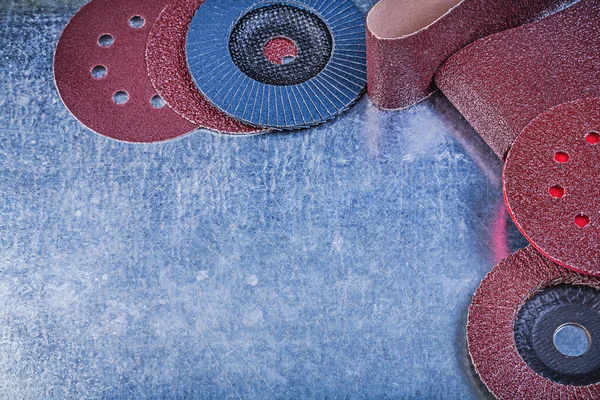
[
  {"x1": 435, "y1": 0, "x2": 600, "y2": 160},
  {"x1": 468, "y1": 246, "x2": 600, "y2": 400},
  {"x1": 365, "y1": 0, "x2": 567, "y2": 110},
  {"x1": 146, "y1": 0, "x2": 264, "y2": 134},
  {"x1": 54, "y1": 0, "x2": 198, "y2": 143}
]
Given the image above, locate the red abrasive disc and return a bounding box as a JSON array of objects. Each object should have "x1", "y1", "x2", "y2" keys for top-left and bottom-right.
[
  {"x1": 468, "y1": 246, "x2": 600, "y2": 399},
  {"x1": 145, "y1": 0, "x2": 263, "y2": 134},
  {"x1": 436, "y1": 0, "x2": 600, "y2": 159},
  {"x1": 54, "y1": 0, "x2": 198, "y2": 143},
  {"x1": 503, "y1": 98, "x2": 600, "y2": 276}
]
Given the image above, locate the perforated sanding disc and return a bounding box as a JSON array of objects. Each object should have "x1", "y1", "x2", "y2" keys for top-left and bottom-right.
[
  {"x1": 145, "y1": 0, "x2": 263, "y2": 135},
  {"x1": 503, "y1": 98, "x2": 600, "y2": 276},
  {"x1": 54, "y1": 0, "x2": 197, "y2": 143},
  {"x1": 186, "y1": 0, "x2": 367, "y2": 129},
  {"x1": 468, "y1": 246, "x2": 600, "y2": 399}
]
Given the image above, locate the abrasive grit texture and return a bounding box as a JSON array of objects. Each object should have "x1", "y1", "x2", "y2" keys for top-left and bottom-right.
[
  {"x1": 366, "y1": 0, "x2": 566, "y2": 110},
  {"x1": 468, "y1": 246, "x2": 600, "y2": 400},
  {"x1": 54, "y1": 0, "x2": 198, "y2": 142},
  {"x1": 503, "y1": 98, "x2": 600, "y2": 276},
  {"x1": 436, "y1": 0, "x2": 600, "y2": 159},
  {"x1": 146, "y1": 0, "x2": 263, "y2": 134}
]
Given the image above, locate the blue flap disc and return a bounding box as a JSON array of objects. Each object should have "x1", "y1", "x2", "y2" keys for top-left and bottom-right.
[{"x1": 186, "y1": 0, "x2": 367, "y2": 129}]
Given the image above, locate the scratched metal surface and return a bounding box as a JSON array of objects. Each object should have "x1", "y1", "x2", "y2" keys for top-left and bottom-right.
[{"x1": 0, "y1": 1, "x2": 530, "y2": 398}]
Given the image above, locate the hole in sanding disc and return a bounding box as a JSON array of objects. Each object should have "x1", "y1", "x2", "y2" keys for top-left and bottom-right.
[
  {"x1": 264, "y1": 37, "x2": 298, "y2": 65},
  {"x1": 575, "y1": 214, "x2": 590, "y2": 228},
  {"x1": 554, "y1": 324, "x2": 592, "y2": 357},
  {"x1": 91, "y1": 65, "x2": 107, "y2": 79},
  {"x1": 129, "y1": 15, "x2": 145, "y2": 29},
  {"x1": 151, "y1": 94, "x2": 166, "y2": 109},
  {"x1": 113, "y1": 91, "x2": 129, "y2": 105},
  {"x1": 587, "y1": 132, "x2": 600, "y2": 145},
  {"x1": 554, "y1": 152, "x2": 570, "y2": 163},
  {"x1": 549, "y1": 185, "x2": 565, "y2": 199},
  {"x1": 98, "y1": 34, "x2": 114, "y2": 47}
]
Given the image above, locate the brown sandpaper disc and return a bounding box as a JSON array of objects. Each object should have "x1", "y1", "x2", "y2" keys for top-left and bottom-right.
[
  {"x1": 468, "y1": 246, "x2": 600, "y2": 399},
  {"x1": 435, "y1": 0, "x2": 600, "y2": 159},
  {"x1": 365, "y1": 0, "x2": 565, "y2": 110},
  {"x1": 145, "y1": 0, "x2": 264, "y2": 134},
  {"x1": 54, "y1": 0, "x2": 198, "y2": 143},
  {"x1": 503, "y1": 98, "x2": 600, "y2": 276}
]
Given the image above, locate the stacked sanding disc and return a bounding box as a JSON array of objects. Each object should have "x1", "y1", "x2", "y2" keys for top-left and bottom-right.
[{"x1": 54, "y1": 0, "x2": 368, "y2": 142}]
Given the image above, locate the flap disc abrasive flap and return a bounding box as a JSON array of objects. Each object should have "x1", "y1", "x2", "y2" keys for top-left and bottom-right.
[
  {"x1": 185, "y1": 0, "x2": 367, "y2": 129},
  {"x1": 468, "y1": 246, "x2": 600, "y2": 399}
]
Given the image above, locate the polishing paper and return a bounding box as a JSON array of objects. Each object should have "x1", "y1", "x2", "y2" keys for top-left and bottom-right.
[
  {"x1": 503, "y1": 98, "x2": 600, "y2": 277},
  {"x1": 54, "y1": 0, "x2": 198, "y2": 143},
  {"x1": 146, "y1": 0, "x2": 263, "y2": 135},
  {"x1": 468, "y1": 246, "x2": 600, "y2": 399},
  {"x1": 366, "y1": 0, "x2": 566, "y2": 110},
  {"x1": 436, "y1": 0, "x2": 600, "y2": 159},
  {"x1": 186, "y1": 0, "x2": 367, "y2": 129}
]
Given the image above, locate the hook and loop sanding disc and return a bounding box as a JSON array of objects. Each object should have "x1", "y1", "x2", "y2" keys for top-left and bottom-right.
[
  {"x1": 185, "y1": 0, "x2": 367, "y2": 129},
  {"x1": 54, "y1": 0, "x2": 198, "y2": 143},
  {"x1": 468, "y1": 246, "x2": 600, "y2": 399},
  {"x1": 145, "y1": 0, "x2": 264, "y2": 135},
  {"x1": 503, "y1": 98, "x2": 600, "y2": 276}
]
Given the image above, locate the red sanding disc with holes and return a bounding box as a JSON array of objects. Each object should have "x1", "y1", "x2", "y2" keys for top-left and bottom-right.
[
  {"x1": 468, "y1": 246, "x2": 600, "y2": 399},
  {"x1": 145, "y1": 0, "x2": 263, "y2": 135},
  {"x1": 503, "y1": 98, "x2": 600, "y2": 276},
  {"x1": 54, "y1": 0, "x2": 198, "y2": 143}
]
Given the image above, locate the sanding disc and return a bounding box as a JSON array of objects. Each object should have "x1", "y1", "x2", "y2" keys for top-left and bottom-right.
[
  {"x1": 186, "y1": 0, "x2": 367, "y2": 129},
  {"x1": 468, "y1": 246, "x2": 600, "y2": 399},
  {"x1": 503, "y1": 98, "x2": 600, "y2": 276},
  {"x1": 54, "y1": 0, "x2": 198, "y2": 143},
  {"x1": 145, "y1": 0, "x2": 263, "y2": 135}
]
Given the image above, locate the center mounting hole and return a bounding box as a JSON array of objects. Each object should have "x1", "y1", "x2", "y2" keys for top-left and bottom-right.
[
  {"x1": 264, "y1": 37, "x2": 298, "y2": 65},
  {"x1": 553, "y1": 323, "x2": 592, "y2": 357}
]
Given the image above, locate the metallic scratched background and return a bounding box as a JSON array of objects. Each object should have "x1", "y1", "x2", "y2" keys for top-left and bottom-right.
[{"x1": 0, "y1": 0, "x2": 530, "y2": 398}]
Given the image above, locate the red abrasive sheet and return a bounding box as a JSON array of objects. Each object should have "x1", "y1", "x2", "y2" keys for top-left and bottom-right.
[
  {"x1": 435, "y1": 0, "x2": 600, "y2": 159},
  {"x1": 54, "y1": 0, "x2": 198, "y2": 143},
  {"x1": 503, "y1": 98, "x2": 600, "y2": 277},
  {"x1": 468, "y1": 246, "x2": 600, "y2": 399},
  {"x1": 145, "y1": 0, "x2": 263, "y2": 135},
  {"x1": 365, "y1": 0, "x2": 565, "y2": 110}
]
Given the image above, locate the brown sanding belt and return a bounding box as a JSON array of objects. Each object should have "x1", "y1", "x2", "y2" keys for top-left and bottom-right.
[
  {"x1": 365, "y1": 0, "x2": 569, "y2": 110},
  {"x1": 435, "y1": 0, "x2": 600, "y2": 160}
]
